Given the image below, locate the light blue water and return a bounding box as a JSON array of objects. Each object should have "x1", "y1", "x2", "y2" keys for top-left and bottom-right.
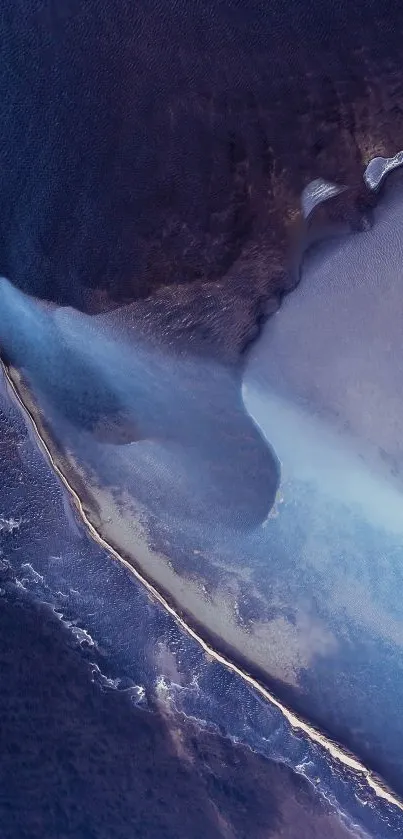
[
  {"x1": 0, "y1": 365, "x2": 392, "y2": 838},
  {"x1": 3, "y1": 178, "x2": 403, "y2": 831}
]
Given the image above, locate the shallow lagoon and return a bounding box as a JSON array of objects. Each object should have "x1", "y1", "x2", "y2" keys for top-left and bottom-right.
[
  {"x1": 0, "y1": 362, "x2": 374, "y2": 839},
  {"x1": 2, "y1": 174, "x2": 403, "y2": 813}
]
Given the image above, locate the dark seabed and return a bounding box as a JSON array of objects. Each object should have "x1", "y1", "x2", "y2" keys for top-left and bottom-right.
[{"x1": 2, "y1": 0, "x2": 403, "y2": 836}]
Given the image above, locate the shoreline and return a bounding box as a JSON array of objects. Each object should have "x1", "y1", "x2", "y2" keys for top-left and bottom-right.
[
  {"x1": 4, "y1": 358, "x2": 403, "y2": 818},
  {"x1": 2, "y1": 167, "x2": 403, "y2": 819}
]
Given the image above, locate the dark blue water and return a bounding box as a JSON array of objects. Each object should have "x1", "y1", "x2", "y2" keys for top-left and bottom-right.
[
  {"x1": 1, "y1": 1, "x2": 403, "y2": 835},
  {"x1": 0, "y1": 0, "x2": 402, "y2": 316},
  {"x1": 0, "y1": 347, "x2": 400, "y2": 836}
]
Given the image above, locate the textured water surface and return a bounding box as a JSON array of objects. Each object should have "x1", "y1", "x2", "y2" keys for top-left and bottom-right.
[
  {"x1": 0, "y1": 365, "x2": 374, "y2": 838},
  {"x1": 2, "y1": 179, "x2": 403, "y2": 834},
  {"x1": 2, "y1": 0, "x2": 403, "y2": 834}
]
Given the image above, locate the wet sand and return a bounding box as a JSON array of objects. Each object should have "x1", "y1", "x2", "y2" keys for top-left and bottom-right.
[{"x1": 2, "y1": 0, "x2": 403, "y2": 826}]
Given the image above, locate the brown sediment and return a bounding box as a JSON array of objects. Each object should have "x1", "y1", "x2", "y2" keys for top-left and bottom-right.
[
  {"x1": 2, "y1": 0, "x2": 403, "y2": 363},
  {"x1": 3, "y1": 359, "x2": 403, "y2": 818}
]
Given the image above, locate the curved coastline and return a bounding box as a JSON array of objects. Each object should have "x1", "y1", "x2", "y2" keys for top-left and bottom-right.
[
  {"x1": 3, "y1": 163, "x2": 403, "y2": 815},
  {"x1": 0, "y1": 360, "x2": 383, "y2": 839},
  {"x1": 3, "y1": 356, "x2": 403, "y2": 822}
]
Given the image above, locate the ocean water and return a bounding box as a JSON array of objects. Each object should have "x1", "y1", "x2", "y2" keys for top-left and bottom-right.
[
  {"x1": 3, "y1": 178, "x2": 403, "y2": 813},
  {"x1": 1, "y1": 0, "x2": 403, "y2": 835},
  {"x1": 0, "y1": 323, "x2": 400, "y2": 836},
  {"x1": 243, "y1": 172, "x2": 403, "y2": 793}
]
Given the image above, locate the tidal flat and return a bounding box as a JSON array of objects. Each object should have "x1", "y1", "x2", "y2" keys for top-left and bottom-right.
[
  {"x1": 0, "y1": 343, "x2": 374, "y2": 839},
  {"x1": 2, "y1": 173, "x2": 403, "y2": 818}
]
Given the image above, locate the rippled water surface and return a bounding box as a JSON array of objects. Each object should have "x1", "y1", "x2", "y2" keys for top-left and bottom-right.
[
  {"x1": 2, "y1": 179, "x2": 403, "y2": 835},
  {"x1": 2, "y1": 0, "x2": 403, "y2": 834},
  {"x1": 0, "y1": 365, "x2": 378, "y2": 838}
]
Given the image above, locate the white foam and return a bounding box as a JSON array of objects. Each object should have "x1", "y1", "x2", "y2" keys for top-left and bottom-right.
[
  {"x1": 301, "y1": 178, "x2": 345, "y2": 219},
  {"x1": 0, "y1": 515, "x2": 22, "y2": 533},
  {"x1": 243, "y1": 382, "x2": 403, "y2": 535}
]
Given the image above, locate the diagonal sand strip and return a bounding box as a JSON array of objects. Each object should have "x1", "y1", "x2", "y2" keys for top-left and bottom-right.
[{"x1": 2, "y1": 358, "x2": 403, "y2": 817}]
